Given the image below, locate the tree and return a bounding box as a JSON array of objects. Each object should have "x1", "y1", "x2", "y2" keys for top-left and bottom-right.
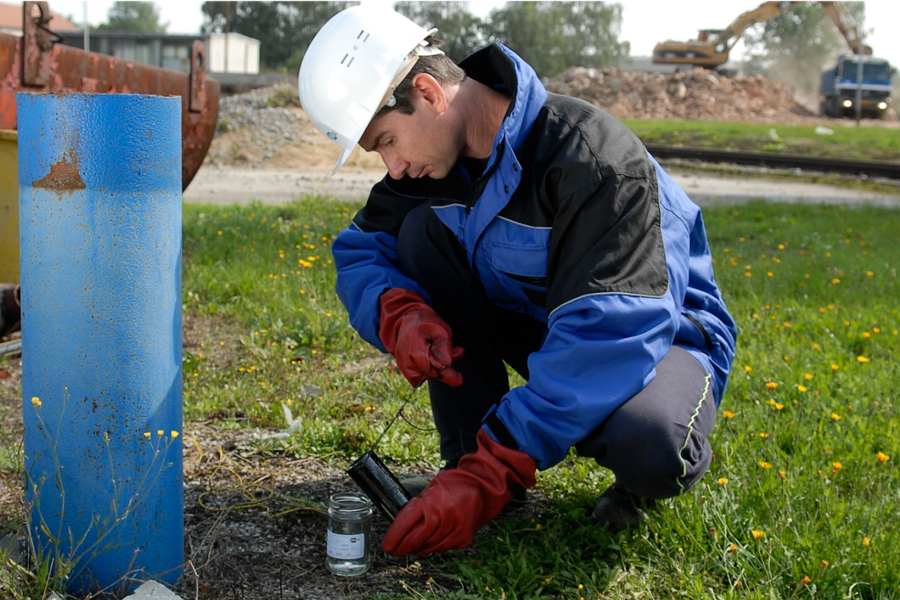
[
  {"x1": 742, "y1": 2, "x2": 867, "y2": 97},
  {"x1": 97, "y1": 1, "x2": 168, "y2": 33},
  {"x1": 201, "y1": 2, "x2": 351, "y2": 71},
  {"x1": 393, "y1": 2, "x2": 485, "y2": 62},
  {"x1": 483, "y1": 2, "x2": 629, "y2": 78}
]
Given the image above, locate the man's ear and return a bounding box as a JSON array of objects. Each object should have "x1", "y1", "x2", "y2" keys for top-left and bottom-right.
[{"x1": 410, "y1": 73, "x2": 448, "y2": 114}]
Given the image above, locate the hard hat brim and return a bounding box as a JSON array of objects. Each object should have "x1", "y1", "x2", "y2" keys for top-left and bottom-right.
[{"x1": 333, "y1": 147, "x2": 354, "y2": 175}]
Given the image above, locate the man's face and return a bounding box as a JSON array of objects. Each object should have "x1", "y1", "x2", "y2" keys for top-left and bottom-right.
[{"x1": 359, "y1": 83, "x2": 463, "y2": 180}]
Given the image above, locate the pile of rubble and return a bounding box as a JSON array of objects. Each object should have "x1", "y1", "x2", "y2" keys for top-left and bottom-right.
[
  {"x1": 205, "y1": 68, "x2": 869, "y2": 170},
  {"x1": 205, "y1": 84, "x2": 382, "y2": 171},
  {"x1": 545, "y1": 66, "x2": 815, "y2": 122}
]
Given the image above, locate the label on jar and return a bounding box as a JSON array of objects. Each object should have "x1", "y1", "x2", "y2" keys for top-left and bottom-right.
[{"x1": 327, "y1": 531, "x2": 365, "y2": 559}]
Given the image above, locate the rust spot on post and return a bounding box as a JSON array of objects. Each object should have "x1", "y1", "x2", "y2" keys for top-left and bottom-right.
[{"x1": 32, "y1": 149, "x2": 86, "y2": 190}]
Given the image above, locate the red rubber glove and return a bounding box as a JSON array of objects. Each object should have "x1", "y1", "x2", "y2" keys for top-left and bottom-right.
[
  {"x1": 378, "y1": 288, "x2": 464, "y2": 387},
  {"x1": 382, "y1": 428, "x2": 537, "y2": 556}
]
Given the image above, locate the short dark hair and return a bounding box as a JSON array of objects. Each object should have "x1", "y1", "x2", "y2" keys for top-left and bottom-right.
[{"x1": 375, "y1": 37, "x2": 466, "y2": 117}]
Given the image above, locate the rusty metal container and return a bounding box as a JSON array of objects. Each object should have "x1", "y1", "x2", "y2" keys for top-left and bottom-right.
[
  {"x1": 0, "y1": 130, "x2": 17, "y2": 283},
  {"x1": 0, "y1": 1, "x2": 220, "y2": 281}
]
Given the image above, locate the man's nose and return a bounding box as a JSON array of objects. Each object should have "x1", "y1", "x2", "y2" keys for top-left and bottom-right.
[{"x1": 382, "y1": 152, "x2": 409, "y2": 180}]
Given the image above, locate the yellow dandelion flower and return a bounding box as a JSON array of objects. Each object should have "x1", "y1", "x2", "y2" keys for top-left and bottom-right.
[
  {"x1": 830, "y1": 363, "x2": 840, "y2": 371},
  {"x1": 866, "y1": 271, "x2": 874, "y2": 277},
  {"x1": 578, "y1": 584, "x2": 584, "y2": 590},
  {"x1": 863, "y1": 536, "x2": 871, "y2": 547},
  {"x1": 723, "y1": 410, "x2": 735, "y2": 419},
  {"x1": 744, "y1": 365, "x2": 753, "y2": 373},
  {"x1": 798, "y1": 385, "x2": 808, "y2": 393},
  {"x1": 717, "y1": 477, "x2": 728, "y2": 485},
  {"x1": 759, "y1": 461, "x2": 772, "y2": 469},
  {"x1": 778, "y1": 470, "x2": 786, "y2": 479},
  {"x1": 812, "y1": 343, "x2": 820, "y2": 350},
  {"x1": 801, "y1": 576, "x2": 811, "y2": 585},
  {"x1": 873, "y1": 327, "x2": 880, "y2": 333},
  {"x1": 143, "y1": 432, "x2": 151, "y2": 439},
  {"x1": 766, "y1": 381, "x2": 778, "y2": 390},
  {"x1": 832, "y1": 278, "x2": 840, "y2": 285},
  {"x1": 804, "y1": 373, "x2": 814, "y2": 380},
  {"x1": 831, "y1": 412, "x2": 841, "y2": 421},
  {"x1": 157, "y1": 430, "x2": 164, "y2": 436},
  {"x1": 876, "y1": 451, "x2": 889, "y2": 462},
  {"x1": 759, "y1": 432, "x2": 769, "y2": 439},
  {"x1": 751, "y1": 530, "x2": 765, "y2": 540},
  {"x1": 171, "y1": 431, "x2": 180, "y2": 439},
  {"x1": 31, "y1": 397, "x2": 41, "y2": 407},
  {"x1": 863, "y1": 332, "x2": 871, "y2": 339},
  {"x1": 856, "y1": 355, "x2": 870, "y2": 363},
  {"x1": 729, "y1": 543, "x2": 738, "y2": 552},
  {"x1": 832, "y1": 461, "x2": 842, "y2": 471},
  {"x1": 775, "y1": 403, "x2": 784, "y2": 410}
]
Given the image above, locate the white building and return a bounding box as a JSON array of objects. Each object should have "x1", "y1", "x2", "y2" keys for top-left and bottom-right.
[{"x1": 207, "y1": 32, "x2": 260, "y2": 75}]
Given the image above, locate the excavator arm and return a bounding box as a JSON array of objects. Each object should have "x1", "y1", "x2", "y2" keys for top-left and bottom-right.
[
  {"x1": 710, "y1": 1, "x2": 801, "y2": 53},
  {"x1": 653, "y1": 1, "x2": 800, "y2": 68},
  {"x1": 652, "y1": 1, "x2": 869, "y2": 68},
  {"x1": 819, "y1": 2, "x2": 872, "y2": 55}
]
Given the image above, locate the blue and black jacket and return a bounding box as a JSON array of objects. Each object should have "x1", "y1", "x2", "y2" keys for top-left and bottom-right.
[{"x1": 332, "y1": 44, "x2": 738, "y2": 470}]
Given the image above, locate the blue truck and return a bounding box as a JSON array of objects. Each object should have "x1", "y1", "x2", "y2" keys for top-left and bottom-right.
[{"x1": 820, "y1": 54, "x2": 895, "y2": 119}]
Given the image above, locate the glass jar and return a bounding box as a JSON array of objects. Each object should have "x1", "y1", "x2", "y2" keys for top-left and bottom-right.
[{"x1": 326, "y1": 491, "x2": 373, "y2": 576}]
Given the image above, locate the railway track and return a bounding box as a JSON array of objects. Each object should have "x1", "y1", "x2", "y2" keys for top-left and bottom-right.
[{"x1": 644, "y1": 144, "x2": 900, "y2": 181}]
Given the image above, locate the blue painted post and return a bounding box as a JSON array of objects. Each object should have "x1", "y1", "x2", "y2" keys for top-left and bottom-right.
[{"x1": 17, "y1": 93, "x2": 183, "y2": 595}]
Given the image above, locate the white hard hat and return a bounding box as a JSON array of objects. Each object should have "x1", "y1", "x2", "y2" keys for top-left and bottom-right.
[{"x1": 298, "y1": 5, "x2": 444, "y2": 174}]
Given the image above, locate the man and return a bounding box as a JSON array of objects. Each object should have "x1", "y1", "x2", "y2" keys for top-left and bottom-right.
[{"x1": 299, "y1": 5, "x2": 737, "y2": 557}]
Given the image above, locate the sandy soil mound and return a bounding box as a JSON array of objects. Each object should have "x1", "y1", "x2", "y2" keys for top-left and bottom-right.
[{"x1": 544, "y1": 66, "x2": 816, "y2": 122}]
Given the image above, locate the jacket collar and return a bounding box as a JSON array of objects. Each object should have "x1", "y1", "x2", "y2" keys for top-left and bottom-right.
[{"x1": 458, "y1": 44, "x2": 548, "y2": 155}]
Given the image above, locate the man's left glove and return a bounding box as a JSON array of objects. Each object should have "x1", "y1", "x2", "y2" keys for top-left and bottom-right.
[{"x1": 382, "y1": 428, "x2": 537, "y2": 556}]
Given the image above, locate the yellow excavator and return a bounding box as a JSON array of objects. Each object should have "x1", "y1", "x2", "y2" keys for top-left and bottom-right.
[{"x1": 652, "y1": 1, "x2": 871, "y2": 68}]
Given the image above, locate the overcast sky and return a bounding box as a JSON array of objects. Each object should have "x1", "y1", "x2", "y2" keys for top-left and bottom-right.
[{"x1": 50, "y1": 0, "x2": 900, "y2": 68}]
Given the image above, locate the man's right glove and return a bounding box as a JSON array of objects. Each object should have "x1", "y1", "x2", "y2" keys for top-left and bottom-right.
[{"x1": 378, "y1": 288, "x2": 464, "y2": 387}]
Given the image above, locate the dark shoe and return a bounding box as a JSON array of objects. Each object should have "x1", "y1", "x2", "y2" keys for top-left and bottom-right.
[
  {"x1": 591, "y1": 482, "x2": 656, "y2": 533},
  {"x1": 401, "y1": 460, "x2": 527, "y2": 504},
  {"x1": 0, "y1": 284, "x2": 21, "y2": 340},
  {"x1": 400, "y1": 459, "x2": 458, "y2": 497}
]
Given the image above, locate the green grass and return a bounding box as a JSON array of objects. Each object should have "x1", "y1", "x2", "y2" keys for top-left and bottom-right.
[
  {"x1": 623, "y1": 119, "x2": 900, "y2": 162},
  {"x1": 180, "y1": 198, "x2": 899, "y2": 598},
  {"x1": 3, "y1": 197, "x2": 899, "y2": 598}
]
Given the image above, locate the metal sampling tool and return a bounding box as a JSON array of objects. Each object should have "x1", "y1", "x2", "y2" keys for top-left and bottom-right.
[{"x1": 347, "y1": 371, "x2": 433, "y2": 522}]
